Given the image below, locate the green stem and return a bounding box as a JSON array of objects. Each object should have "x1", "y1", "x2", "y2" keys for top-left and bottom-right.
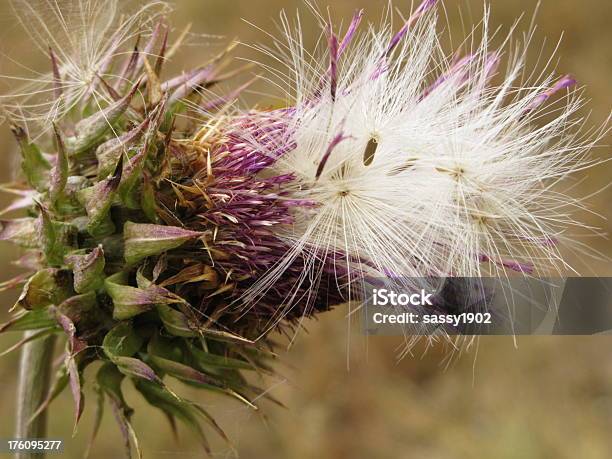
[{"x1": 15, "y1": 332, "x2": 56, "y2": 459}]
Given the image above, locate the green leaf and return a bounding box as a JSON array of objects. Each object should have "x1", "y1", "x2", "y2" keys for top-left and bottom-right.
[
  {"x1": 133, "y1": 378, "x2": 214, "y2": 454},
  {"x1": 103, "y1": 323, "x2": 144, "y2": 358},
  {"x1": 118, "y1": 100, "x2": 165, "y2": 209},
  {"x1": 0, "y1": 327, "x2": 57, "y2": 357},
  {"x1": 95, "y1": 115, "x2": 151, "y2": 179},
  {"x1": 13, "y1": 269, "x2": 73, "y2": 311},
  {"x1": 112, "y1": 355, "x2": 162, "y2": 384},
  {"x1": 149, "y1": 354, "x2": 219, "y2": 386},
  {"x1": 123, "y1": 222, "x2": 202, "y2": 265},
  {"x1": 0, "y1": 218, "x2": 38, "y2": 248},
  {"x1": 147, "y1": 335, "x2": 256, "y2": 409},
  {"x1": 143, "y1": 56, "x2": 164, "y2": 106},
  {"x1": 141, "y1": 174, "x2": 159, "y2": 223},
  {"x1": 104, "y1": 272, "x2": 185, "y2": 320},
  {"x1": 37, "y1": 204, "x2": 76, "y2": 266},
  {"x1": 11, "y1": 124, "x2": 51, "y2": 191},
  {"x1": 147, "y1": 334, "x2": 218, "y2": 387},
  {"x1": 0, "y1": 308, "x2": 56, "y2": 332},
  {"x1": 65, "y1": 246, "x2": 106, "y2": 293},
  {"x1": 186, "y1": 341, "x2": 254, "y2": 371},
  {"x1": 56, "y1": 175, "x2": 89, "y2": 214},
  {"x1": 157, "y1": 304, "x2": 197, "y2": 337},
  {"x1": 96, "y1": 362, "x2": 130, "y2": 409},
  {"x1": 77, "y1": 158, "x2": 123, "y2": 237},
  {"x1": 66, "y1": 355, "x2": 84, "y2": 435},
  {"x1": 96, "y1": 363, "x2": 140, "y2": 459},
  {"x1": 57, "y1": 291, "x2": 97, "y2": 321},
  {"x1": 53, "y1": 309, "x2": 88, "y2": 434},
  {"x1": 155, "y1": 304, "x2": 254, "y2": 344},
  {"x1": 195, "y1": 327, "x2": 254, "y2": 345},
  {"x1": 49, "y1": 124, "x2": 69, "y2": 205},
  {"x1": 65, "y1": 78, "x2": 141, "y2": 155},
  {"x1": 28, "y1": 366, "x2": 69, "y2": 425}
]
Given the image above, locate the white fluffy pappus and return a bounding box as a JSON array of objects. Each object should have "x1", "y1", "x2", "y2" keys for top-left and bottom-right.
[
  {"x1": 0, "y1": 0, "x2": 169, "y2": 132},
  {"x1": 239, "y1": 0, "x2": 608, "y2": 316}
]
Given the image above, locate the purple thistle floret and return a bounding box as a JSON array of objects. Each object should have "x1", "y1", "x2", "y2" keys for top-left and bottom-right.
[
  {"x1": 525, "y1": 74, "x2": 577, "y2": 112},
  {"x1": 339, "y1": 9, "x2": 364, "y2": 55},
  {"x1": 155, "y1": 113, "x2": 348, "y2": 335},
  {"x1": 385, "y1": 0, "x2": 438, "y2": 56}
]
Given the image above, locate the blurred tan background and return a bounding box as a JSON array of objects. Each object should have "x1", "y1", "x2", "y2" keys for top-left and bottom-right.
[{"x1": 0, "y1": 1, "x2": 611, "y2": 458}]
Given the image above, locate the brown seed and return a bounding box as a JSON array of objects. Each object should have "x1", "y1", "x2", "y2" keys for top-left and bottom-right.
[{"x1": 363, "y1": 135, "x2": 379, "y2": 166}]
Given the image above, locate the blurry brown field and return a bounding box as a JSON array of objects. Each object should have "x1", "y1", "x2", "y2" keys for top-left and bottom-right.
[{"x1": 0, "y1": 1, "x2": 610, "y2": 458}]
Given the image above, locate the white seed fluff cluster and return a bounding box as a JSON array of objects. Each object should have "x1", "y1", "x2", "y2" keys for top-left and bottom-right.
[
  {"x1": 0, "y1": 0, "x2": 168, "y2": 129},
  {"x1": 243, "y1": 0, "x2": 605, "y2": 309}
]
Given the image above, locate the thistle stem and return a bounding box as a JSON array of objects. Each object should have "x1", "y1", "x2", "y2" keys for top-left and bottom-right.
[{"x1": 15, "y1": 332, "x2": 56, "y2": 459}]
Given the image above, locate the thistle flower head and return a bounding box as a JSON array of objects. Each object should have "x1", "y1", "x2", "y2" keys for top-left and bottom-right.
[{"x1": 0, "y1": 0, "x2": 608, "y2": 455}]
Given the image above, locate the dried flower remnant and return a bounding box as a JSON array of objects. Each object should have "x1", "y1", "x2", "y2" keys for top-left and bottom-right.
[{"x1": 0, "y1": 0, "x2": 171, "y2": 130}]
